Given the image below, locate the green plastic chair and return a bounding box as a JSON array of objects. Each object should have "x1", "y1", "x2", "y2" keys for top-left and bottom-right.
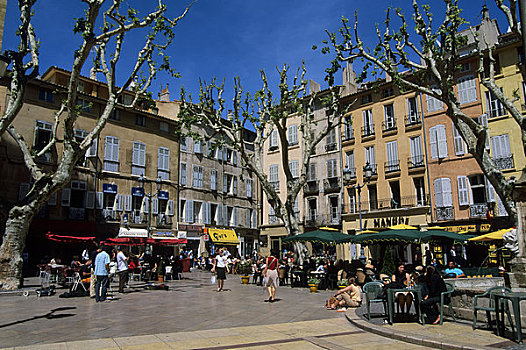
[
  {"x1": 473, "y1": 286, "x2": 513, "y2": 331},
  {"x1": 439, "y1": 282, "x2": 456, "y2": 325},
  {"x1": 363, "y1": 281, "x2": 385, "y2": 320}
]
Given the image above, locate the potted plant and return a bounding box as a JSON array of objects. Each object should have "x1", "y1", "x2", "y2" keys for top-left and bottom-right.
[
  {"x1": 337, "y1": 279, "x2": 349, "y2": 290},
  {"x1": 238, "y1": 261, "x2": 252, "y2": 285},
  {"x1": 308, "y1": 277, "x2": 321, "y2": 293}
]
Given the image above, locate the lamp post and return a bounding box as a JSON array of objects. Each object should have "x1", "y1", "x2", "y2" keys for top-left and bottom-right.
[
  {"x1": 343, "y1": 162, "x2": 373, "y2": 260},
  {"x1": 137, "y1": 175, "x2": 162, "y2": 239}
]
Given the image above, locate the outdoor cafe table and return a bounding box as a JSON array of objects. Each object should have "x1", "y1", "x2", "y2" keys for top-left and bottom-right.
[
  {"x1": 386, "y1": 286, "x2": 424, "y2": 325},
  {"x1": 493, "y1": 291, "x2": 526, "y2": 343}
]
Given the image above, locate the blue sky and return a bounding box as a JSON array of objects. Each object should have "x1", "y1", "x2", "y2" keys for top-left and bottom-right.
[{"x1": 2, "y1": 0, "x2": 510, "y2": 111}]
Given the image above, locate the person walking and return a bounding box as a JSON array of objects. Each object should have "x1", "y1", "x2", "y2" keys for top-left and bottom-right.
[
  {"x1": 211, "y1": 248, "x2": 229, "y2": 292},
  {"x1": 263, "y1": 251, "x2": 279, "y2": 302},
  {"x1": 116, "y1": 248, "x2": 128, "y2": 293},
  {"x1": 94, "y1": 246, "x2": 111, "y2": 302},
  {"x1": 89, "y1": 245, "x2": 101, "y2": 298}
]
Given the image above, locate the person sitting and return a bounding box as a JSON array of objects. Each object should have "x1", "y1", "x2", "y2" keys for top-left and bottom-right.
[
  {"x1": 327, "y1": 277, "x2": 361, "y2": 310},
  {"x1": 421, "y1": 265, "x2": 448, "y2": 324},
  {"x1": 392, "y1": 263, "x2": 413, "y2": 317},
  {"x1": 444, "y1": 261, "x2": 465, "y2": 278},
  {"x1": 315, "y1": 261, "x2": 326, "y2": 273}
]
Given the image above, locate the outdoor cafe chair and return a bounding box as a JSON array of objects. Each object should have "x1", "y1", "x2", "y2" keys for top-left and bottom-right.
[
  {"x1": 363, "y1": 281, "x2": 386, "y2": 320},
  {"x1": 473, "y1": 286, "x2": 513, "y2": 331},
  {"x1": 439, "y1": 282, "x2": 456, "y2": 325}
]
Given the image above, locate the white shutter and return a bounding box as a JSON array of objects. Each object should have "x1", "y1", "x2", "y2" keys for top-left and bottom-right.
[
  {"x1": 252, "y1": 210, "x2": 257, "y2": 228},
  {"x1": 410, "y1": 136, "x2": 423, "y2": 159},
  {"x1": 437, "y1": 125, "x2": 448, "y2": 158},
  {"x1": 233, "y1": 151, "x2": 237, "y2": 165},
  {"x1": 18, "y1": 182, "x2": 30, "y2": 201},
  {"x1": 96, "y1": 192, "x2": 104, "y2": 209},
  {"x1": 233, "y1": 207, "x2": 238, "y2": 227},
  {"x1": 485, "y1": 177, "x2": 496, "y2": 202},
  {"x1": 453, "y1": 124, "x2": 466, "y2": 156},
  {"x1": 180, "y1": 163, "x2": 186, "y2": 186},
  {"x1": 61, "y1": 188, "x2": 71, "y2": 207},
  {"x1": 167, "y1": 199, "x2": 174, "y2": 216},
  {"x1": 386, "y1": 141, "x2": 398, "y2": 165},
  {"x1": 124, "y1": 194, "x2": 132, "y2": 212},
  {"x1": 246, "y1": 179, "x2": 252, "y2": 198},
  {"x1": 217, "y1": 204, "x2": 223, "y2": 225},
  {"x1": 86, "y1": 191, "x2": 96, "y2": 209},
  {"x1": 152, "y1": 198, "x2": 158, "y2": 215},
  {"x1": 223, "y1": 205, "x2": 228, "y2": 226},
  {"x1": 457, "y1": 176, "x2": 469, "y2": 206},
  {"x1": 429, "y1": 126, "x2": 438, "y2": 159},
  {"x1": 434, "y1": 179, "x2": 443, "y2": 207},
  {"x1": 115, "y1": 194, "x2": 124, "y2": 211},
  {"x1": 443, "y1": 178, "x2": 453, "y2": 207},
  {"x1": 86, "y1": 138, "x2": 98, "y2": 157},
  {"x1": 186, "y1": 200, "x2": 194, "y2": 223},
  {"x1": 223, "y1": 174, "x2": 228, "y2": 193},
  {"x1": 211, "y1": 169, "x2": 217, "y2": 190},
  {"x1": 142, "y1": 197, "x2": 149, "y2": 214},
  {"x1": 204, "y1": 202, "x2": 211, "y2": 224},
  {"x1": 289, "y1": 160, "x2": 299, "y2": 178},
  {"x1": 497, "y1": 195, "x2": 508, "y2": 216},
  {"x1": 233, "y1": 176, "x2": 238, "y2": 195},
  {"x1": 478, "y1": 114, "x2": 490, "y2": 150}
]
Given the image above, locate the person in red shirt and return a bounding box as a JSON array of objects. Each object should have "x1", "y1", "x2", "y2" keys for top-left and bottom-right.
[{"x1": 263, "y1": 251, "x2": 279, "y2": 302}]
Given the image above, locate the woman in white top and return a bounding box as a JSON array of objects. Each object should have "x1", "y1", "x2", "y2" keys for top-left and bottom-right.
[{"x1": 211, "y1": 248, "x2": 229, "y2": 292}]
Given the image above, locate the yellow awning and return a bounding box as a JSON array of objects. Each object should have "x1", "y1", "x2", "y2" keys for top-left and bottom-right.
[
  {"x1": 209, "y1": 229, "x2": 239, "y2": 245},
  {"x1": 468, "y1": 228, "x2": 514, "y2": 242},
  {"x1": 389, "y1": 224, "x2": 417, "y2": 230}
]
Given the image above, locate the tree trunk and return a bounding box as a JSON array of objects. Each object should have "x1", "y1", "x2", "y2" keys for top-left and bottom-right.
[
  {"x1": 281, "y1": 208, "x2": 308, "y2": 265},
  {"x1": 0, "y1": 207, "x2": 32, "y2": 290}
]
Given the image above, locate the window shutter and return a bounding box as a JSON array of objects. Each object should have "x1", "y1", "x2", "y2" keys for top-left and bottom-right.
[
  {"x1": 485, "y1": 177, "x2": 496, "y2": 202},
  {"x1": 223, "y1": 174, "x2": 228, "y2": 193},
  {"x1": 429, "y1": 127, "x2": 438, "y2": 159},
  {"x1": 453, "y1": 124, "x2": 466, "y2": 156},
  {"x1": 167, "y1": 200, "x2": 174, "y2": 216},
  {"x1": 86, "y1": 191, "x2": 96, "y2": 209},
  {"x1": 217, "y1": 147, "x2": 222, "y2": 160},
  {"x1": 434, "y1": 179, "x2": 443, "y2": 207},
  {"x1": 186, "y1": 200, "x2": 194, "y2": 223},
  {"x1": 437, "y1": 125, "x2": 448, "y2": 158},
  {"x1": 115, "y1": 194, "x2": 123, "y2": 211},
  {"x1": 252, "y1": 210, "x2": 257, "y2": 228},
  {"x1": 142, "y1": 197, "x2": 149, "y2": 214},
  {"x1": 124, "y1": 194, "x2": 132, "y2": 212},
  {"x1": 86, "y1": 138, "x2": 97, "y2": 157},
  {"x1": 152, "y1": 198, "x2": 158, "y2": 214},
  {"x1": 180, "y1": 163, "x2": 186, "y2": 186},
  {"x1": 96, "y1": 192, "x2": 103, "y2": 209},
  {"x1": 497, "y1": 195, "x2": 508, "y2": 216},
  {"x1": 18, "y1": 182, "x2": 30, "y2": 201},
  {"x1": 443, "y1": 178, "x2": 453, "y2": 207},
  {"x1": 233, "y1": 207, "x2": 238, "y2": 227},
  {"x1": 233, "y1": 151, "x2": 237, "y2": 165},
  {"x1": 478, "y1": 114, "x2": 490, "y2": 150},
  {"x1": 217, "y1": 204, "x2": 223, "y2": 225},
  {"x1": 211, "y1": 169, "x2": 217, "y2": 190},
  {"x1": 246, "y1": 179, "x2": 252, "y2": 198},
  {"x1": 457, "y1": 176, "x2": 469, "y2": 205},
  {"x1": 223, "y1": 205, "x2": 228, "y2": 226},
  {"x1": 61, "y1": 188, "x2": 71, "y2": 207},
  {"x1": 233, "y1": 176, "x2": 238, "y2": 195}
]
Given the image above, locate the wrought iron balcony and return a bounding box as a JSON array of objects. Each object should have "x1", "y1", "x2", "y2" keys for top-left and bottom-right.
[
  {"x1": 435, "y1": 206, "x2": 454, "y2": 221},
  {"x1": 304, "y1": 180, "x2": 319, "y2": 195},
  {"x1": 342, "y1": 132, "x2": 354, "y2": 142},
  {"x1": 325, "y1": 142, "x2": 337, "y2": 152},
  {"x1": 324, "y1": 177, "x2": 341, "y2": 193},
  {"x1": 488, "y1": 107, "x2": 506, "y2": 119},
  {"x1": 328, "y1": 208, "x2": 341, "y2": 225},
  {"x1": 156, "y1": 213, "x2": 173, "y2": 227},
  {"x1": 385, "y1": 160, "x2": 401, "y2": 173},
  {"x1": 405, "y1": 115, "x2": 421, "y2": 127},
  {"x1": 382, "y1": 120, "x2": 397, "y2": 133},
  {"x1": 470, "y1": 203, "x2": 488, "y2": 218},
  {"x1": 131, "y1": 211, "x2": 145, "y2": 224},
  {"x1": 102, "y1": 209, "x2": 119, "y2": 222},
  {"x1": 361, "y1": 125, "x2": 375, "y2": 137},
  {"x1": 408, "y1": 155, "x2": 425, "y2": 169},
  {"x1": 493, "y1": 155, "x2": 514, "y2": 170}
]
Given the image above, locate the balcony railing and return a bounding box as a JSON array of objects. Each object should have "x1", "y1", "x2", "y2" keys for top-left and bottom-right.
[
  {"x1": 131, "y1": 211, "x2": 145, "y2": 224},
  {"x1": 361, "y1": 125, "x2": 375, "y2": 137},
  {"x1": 385, "y1": 160, "x2": 400, "y2": 173},
  {"x1": 488, "y1": 108, "x2": 506, "y2": 119},
  {"x1": 342, "y1": 195, "x2": 429, "y2": 214},
  {"x1": 493, "y1": 155, "x2": 514, "y2": 170},
  {"x1": 324, "y1": 177, "x2": 341, "y2": 192},
  {"x1": 328, "y1": 208, "x2": 341, "y2": 225},
  {"x1": 470, "y1": 203, "x2": 488, "y2": 218},
  {"x1": 342, "y1": 132, "x2": 354, "y2": 142},
  {"x1": 102, "y1": 209, "x2": 119, "y2": 222},
  {"x1": 436, "y1": 206, "x2": 454, "y2": 221},
  {"x1": 325, "y1": 142, "x2": 337, "y2": 152},
  {"x1": 304, "y1": 180, "x2": 319, "y2": 195},
  {"x1": 382, "y1": 120, "x2": 397, "y2": 132},
  {"x1": 156, "y1": 214, "x2": 173, "y2": 227},
  {"x1": 405, "y1": 115, "x2": 421, "y2": 127},
  {"x1": 408, "y1": 155, "x2": 425, "y2": 169},
  {"x1": 68, "y1": 207, "x2": 85, "y2": 220}
]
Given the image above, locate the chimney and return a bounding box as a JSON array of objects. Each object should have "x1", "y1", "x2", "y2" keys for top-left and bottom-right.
[
  {"x1": 342, "y1": 61, "x2": 357, "y2": 96},
  {"x1": 308, "y1": 80, "x2": 321, "y2": 94},
  {"x1": 159, "y1": 83, "x2": 170, "y2": 102}
]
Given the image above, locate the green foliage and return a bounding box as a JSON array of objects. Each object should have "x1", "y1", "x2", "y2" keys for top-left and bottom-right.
[
  {"x1": 238, "y1": 261, "x2": 252, "y2": 275},
  {"x1": 380, "y1": 248, "x2": 396, "y2": 276},
  {"x1": 308, "y1": 277, "x2": 321, "y2": 285},
  {"x1": 337, "y1": 279, "x2": 349, "y2": 287}
]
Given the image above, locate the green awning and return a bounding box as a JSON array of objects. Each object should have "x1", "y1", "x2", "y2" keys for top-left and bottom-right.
[{"x1": 282, "y1": 229, "x2": 349, "y2": 245}]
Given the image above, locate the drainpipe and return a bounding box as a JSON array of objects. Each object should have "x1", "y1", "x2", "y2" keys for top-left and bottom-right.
[{"x1": 419, "y1": 92, "x2": 434, "y2": 222}]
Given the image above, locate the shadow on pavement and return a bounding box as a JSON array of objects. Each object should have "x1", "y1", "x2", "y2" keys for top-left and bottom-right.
[{"x1": 0, "y1": 306, "x2": 77, "y2": 329}]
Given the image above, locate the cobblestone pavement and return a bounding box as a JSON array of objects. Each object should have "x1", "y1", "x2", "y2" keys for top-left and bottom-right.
[{"x1": 0, "y1": 270, "x2": 423, "y2": 349}]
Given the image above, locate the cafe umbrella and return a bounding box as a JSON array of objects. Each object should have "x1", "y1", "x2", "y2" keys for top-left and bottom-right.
[
  {"x1": 282, "y1": 229, "x2": 350, "y2": 245},
  {"x1": 421, "y1": 230, "x2": 476, "y2": 243},
  {"x1": 343, "y1": 229, "x2": 424, "y2": 244}
]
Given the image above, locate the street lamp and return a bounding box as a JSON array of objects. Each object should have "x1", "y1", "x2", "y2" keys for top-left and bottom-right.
[
  {"x1": 344, "y1": 163, "x2": 373, "y2": 260},
  {"x1": 136, "y1": 175, "x2": 163, "y2": 238}
]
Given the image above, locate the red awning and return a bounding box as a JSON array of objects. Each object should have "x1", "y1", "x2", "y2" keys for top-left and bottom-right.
[
  {"x1": 146, "y1": 238, "x2": 187, "y2": 245},
  {"x1": 102, "y1": 237, "x2": 187, "y2": 246},
  {"x1": 45, "y1": 233, "x2": 96, "y2": 243}
]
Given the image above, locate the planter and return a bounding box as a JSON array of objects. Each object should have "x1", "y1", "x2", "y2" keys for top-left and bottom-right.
[
  {"x1": 308, "y1": 283, "x2": 319, "y2": 293},
  {"x1": 241, "y1": 276, "x2": 250, "y2": 285},
  {"x1": 338, "y1": 285, "x2": 348, "y2": 290},
  {"x1": 158, "y1": 275, "x2": 164, "y2": 283}
]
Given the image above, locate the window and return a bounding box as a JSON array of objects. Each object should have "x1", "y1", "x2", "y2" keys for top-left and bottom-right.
[
  {"x1": 477, "y1": 114, "x2": 491, "y2": 150},
  {"x1": 223, "y1": 174, "x2": 234, "y2": 194},
  {"x1": 180, "y1": 163, "x2": 187, "y2": 186},
  {"x1": 135, "y1": 114, "x2": 146, "y2": 127},
  {"x1": 307, "y1": 198, "x2": 317, "y2": 221},
  {"x1": 157, "y1": 147, "x2": 170, "y2": 180},
  {"x1": 159, "y1": 121, "x2": 169, "y2": 132},
  {"x1": 269, "y1": 206, "x2": 278, "y2": 224},
  {"x1": 362, "y1": 109, "x2": 374, "y2": 136},
  {"x1": 103, "y1": 136, "x2": 119, "y2": 172},
  {"x1": 289, "y1": 160, "x2": 299, "y2": 179},
  {"x1": 361, "y1": 94, "x2": 372, "y2": 104},
  {"x1": 38, "y1": 89, "x2": 54, "y2": 103},
  {"x1": 327, "y1": 158, "x2": 338, "y2": 178},
  {"x1": 407, "y1": 97, "x2": 419, "y2": 122},
  {"x1": 429, "y1": 125, "x2": 448, "y2": 159},
  {"x1": 193, "y1": 139, "x2": 203, "y2": 154},
  {"x1": 491, "y1": 134, "x2": 513, "y2": 170},
  {"x1": 180, "y1": 136, "x2": 187, "y2": 151},
  {"x1": 485, "y1": 90, "x2": 506, "y2": 118},
  {"x1": 452, "y1": 124, "x2": 467, "y2": 156},
  {"x1": 132, "y1": 142, "x2": 146, "y2": 175},
  {"x1": 210, "y1": 169, "x2": 217, "y2": 190},
  {"x1": 233, "y1": 176, "x2": 238, "y2": 195},
  {"x1": 382, "y1": 87, "x2": 393, "y2": 98},
  {"x1": 34, "y1": 120, "x2": 53, "y2": 161},
  {"x1": 365, "y1": 145, "x2": 376, "y2": 173},
  {"x1": 288, "y1": 125, "x2": 298, "y2": 146},
  {"x1": 345, "y1": 151, "x2": 355, "y2": 177},
  {"x1": 246, "y1": 178, "x2": 253, "y2": 198},
  {"x1": 469, "y1": 174, "x2": 488, "y2": 204},
  {"x1": 269, "y1": 129, "x2": 278, "y2": 149},
  {"x1": 307, "y1": 163, "x2": 316, "y2": 181},
  {"x1": 368, "y1": 184, "x2": 378, "y2": 210},
  {"x1": 294, "y1": 196, "x2": 300, "y2": 220},
  {"x1": 232, "y1": 151, "x2": 237, "y2": 165},
  {"x1": 459, "y1": 62, "x2": 470, "y2": 72},
  {"x1": 77, "y1": 98, "x2": 91, "y2": 112},
  {"x1": 344, "y1": 116, "x2": 353, "y2": 140},
  {"x1": 384, "y1": 104, "x2": 395, "y2": 130},
  {"x1": 326, "y1": 128, "x2": 337, "y2": 151},
  {"x1": 348, "y1": 189, "x2": 357, "y2": 213},
  {"x1": 192, "y1": 166, "x2": 203, "y2": 188},
  {"x1": 457, "y1": 75, "x2": 477, "y2": 104},
  {"x1": 206, "y1": 141, "x2": 216, "y2": 158},
  {"x1": 426, "y1": 87, "x2": 443, "y2": 113},
  {"x1": 414, "y1": 177, "x2": 426, "y2": 206},
  {"x1": 409, "y1": 136, "x2": 423, "y2": 167},
  {"x1": 110, "y1": 109, "x2": 120, "y2": 121},
  {"x1": 385, "y1": 141, "x2": 399, "y2": 172},
  {"x1": 434, "y1": 178, "x2": 452, "y2": 207},
  {"x1": 457, "y1": 176, "x2": 470, "y2": 206},
  {"x1": 269, "y1": 164, "x2": 279, "y2": 190}
]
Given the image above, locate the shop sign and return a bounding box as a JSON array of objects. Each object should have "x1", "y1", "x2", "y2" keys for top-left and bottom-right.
[
  {"x1": 118, "y1": 227, "x2": 148, "y2": 238},
  {"x1": 368, "y1": 217, "x2": 410, "y2": 230},
  {"x1": 131, "y1": 187, "x2": 145, "y2": 197},
  {"x1": 151, "y1": 230, "x2": 177, "y2": 239},
  {"x1": 177, "y1": 230, "x2": 187, "y2": 239},
  {"x1": 158, "y1": 190, "x2": 169, "y2": 200},
  {"x1": 203, "y1": 234, "x2": 209, "y2": 242},
  {"x1": 178, "y1": 223, "x2": 203, "y2": 233},
  {"x1": 103, "y1": 183, "x2": 118, "y2": 194},
  {"x1": 445, "y1": 224, "x2": 491, "y2": 233}
]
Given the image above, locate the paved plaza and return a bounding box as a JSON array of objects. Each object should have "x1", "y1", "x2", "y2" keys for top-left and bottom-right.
[{"x1": 0, "y1": 270, "x2": 522, "y2": 349}]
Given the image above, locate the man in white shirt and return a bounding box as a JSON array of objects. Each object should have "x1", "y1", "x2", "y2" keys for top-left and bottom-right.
[{"x1": 117, "y1": 249, "x2": 128, "y2": 293}]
